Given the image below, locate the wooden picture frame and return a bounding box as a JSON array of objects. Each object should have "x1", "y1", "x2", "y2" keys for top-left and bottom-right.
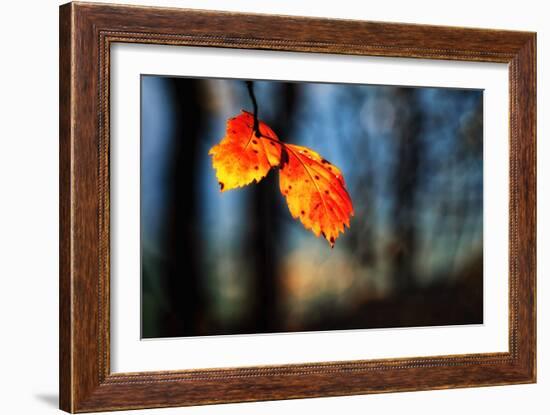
[{"x1": 59, "y1": 2, "x2": 536, "y2": 412}]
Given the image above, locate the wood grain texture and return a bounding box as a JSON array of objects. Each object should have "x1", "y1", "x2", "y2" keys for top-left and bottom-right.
[
  {"x1": 59, "y1": 2, "x2": 536, "y2": 412},
  {"x1": 59, "y1": 3, "x2": 73, "y2": 411}
]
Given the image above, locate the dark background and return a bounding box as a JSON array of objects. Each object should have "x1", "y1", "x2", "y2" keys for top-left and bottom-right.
[{"x1": 141, "y1": 76, "x2": 483, "y2": 338}]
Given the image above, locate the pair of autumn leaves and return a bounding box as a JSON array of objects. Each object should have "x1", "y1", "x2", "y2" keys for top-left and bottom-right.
[{"x1": 209, "y1": 111, "x2": 354, "y2": 248}]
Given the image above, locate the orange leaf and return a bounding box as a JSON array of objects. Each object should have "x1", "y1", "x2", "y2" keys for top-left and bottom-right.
[
  {"x1": 209, "y1": 111, "x2": 282, "y2": 191},
  {"x1": 279, "y1": 144, "x2": 354, "y2": 247}
]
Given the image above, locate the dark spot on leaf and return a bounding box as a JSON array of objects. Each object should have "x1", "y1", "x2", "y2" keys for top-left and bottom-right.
[
  {"x1": 321, "y1": 158, "x2": 329, "y2": 164},
  {"x1": 252, "y1": 139, "x2": 258, "y2": 144},
  {"x1": 315, "y1": 175, "x2": 320, "y2": 180},
  {"x1": 254, "y1": 166, "x2": 259, "y2": 170},
  {"x1": 288, "y1": 185, "x2": 292, "y2": 190},
  {"x1": 219, "y1": 182, "x2": 224, "y2": 191},
  {"x1": 301, "y1": 210, "x2": 305, "y2": 215},
  {"x1": 321, "y1": 231, "x2": 326, "y2": 238},
  {"x1": 324, "y1": 190, "x2": 329, "y2": 195},
  {"x1": 330, "y1": 237, "x2": 335, "y2": 244},
  {"x1": 305, "y1": 179, "x2": 309, "y2": 183},
  {"x1": 253, "y1": 149, "x2": 259, "y2": 154},
  {"x1": 280, "y1": 147, "x2": 290, "y2": 167}
]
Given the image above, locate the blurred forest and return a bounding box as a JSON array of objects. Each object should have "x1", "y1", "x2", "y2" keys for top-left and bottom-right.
[{"x1": 141, "y1": 75, "x2": 483, "y2": 338}]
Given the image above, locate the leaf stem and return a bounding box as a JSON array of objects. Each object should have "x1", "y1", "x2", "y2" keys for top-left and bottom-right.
[{"x1": 246, "y1": 81, "x2": 261, "y2": 137}]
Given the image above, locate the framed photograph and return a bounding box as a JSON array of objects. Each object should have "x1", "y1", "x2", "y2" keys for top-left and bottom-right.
[{"x1": 59, "y1": 2, "x2": 536, "y2": 412}]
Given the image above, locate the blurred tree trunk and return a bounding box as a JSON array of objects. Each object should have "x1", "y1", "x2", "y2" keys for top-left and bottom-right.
[
  {"x1": 248, "y1": 82, "x2": 297, "y2": 333},
  {"x1": 163, "y1": 79, "x2": 205, "y2": 336},
  {"x1": 344, "y1": 89, "x2": 376, "y2": 265},
  {"x1": 391, "y1": 88, "x2": 424, "y2": 294}
]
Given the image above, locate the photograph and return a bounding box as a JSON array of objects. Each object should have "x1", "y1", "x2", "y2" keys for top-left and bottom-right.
[
  {"x1": 1, "y1": 0, "x2": 540, "y2": 412},
  {"x1": 0, "y1": 0, "x2": 543, "y2": 413},
  {"x1": 140, "y1": 76, "x2": 484, "y2": 338}
]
